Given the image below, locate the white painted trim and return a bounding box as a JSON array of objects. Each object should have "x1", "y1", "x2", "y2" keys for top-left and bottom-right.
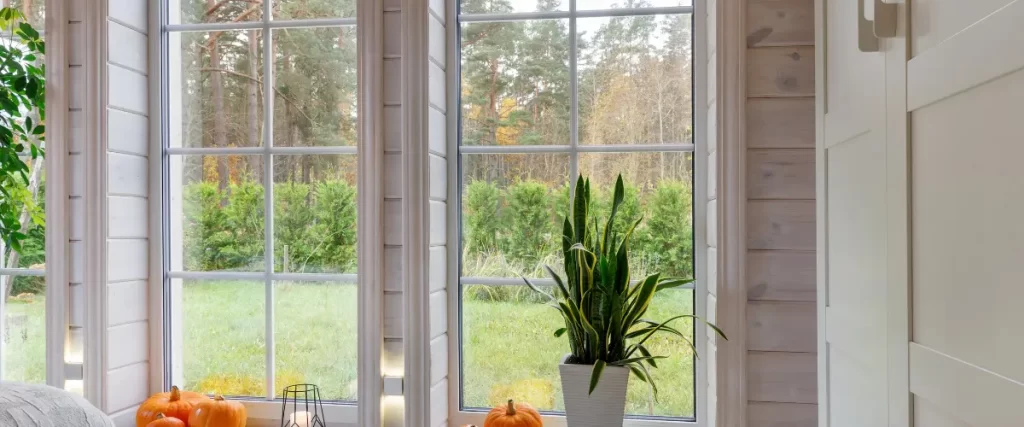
[
  {"x1": 44, "y1": 0, "x2": 70, "y2": 390},
  {"x1": 692, "y1": 0, "x2": 709, "y2": 422},
  {"x1": 167, "y1": 271, "x2": 358, "y2": 283},
  {"x1": 459, "y1": 276, "x2": 696, "y2": 288},
  {"x1": 459, "y1": 143, "x2": 695, "y2": 154},
  {"x1": 165, "y1": 146, "x2": 358, "y2": 155},
  {"x1": 884, "y1": 5, "x2": 910, "y2": 426},
  {"x1": 403, "y1": 0, "x2": 432, "y2": 423},
  {"x1": 83, "y1": 0, "x2": 110, "y2": 407},
  {"x1": 445, "y1": 0, "x2": 462, "y2": 420},
  {"x1": 453, "y1": 412, "x2": 700, "y2": 427},
  {"x1": 814, "y1": 1, "x2": 829, "y2": 425},
  {"x1": 356, "y1": 0, "x2": 385, "y2": 424},
  {"x1": 0, "y1": 268, "x2": 46, "y2": 277},
  {"x1": 714, "y1": 0, "x2": 746, "y2": 424}
]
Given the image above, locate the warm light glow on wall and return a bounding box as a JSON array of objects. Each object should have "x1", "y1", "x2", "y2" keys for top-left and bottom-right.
[
  {"x1": 382, "y1": 395, "x2": 405, "y2": 426},
  {"x1": 65, "y1": 379, "x2": 84, "y2": 395}
]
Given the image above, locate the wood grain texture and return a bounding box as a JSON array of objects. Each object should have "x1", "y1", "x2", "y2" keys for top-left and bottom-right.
[
  {"x1": 747, "y1": 401, "x2": 817, "y2": 427},
  {"x1": 747, "y1": 250, "x2": 815, "y2": 302},
  {"x1": 747, "y1": 0, "x2": 815, "y2": 47},
  {"x1": 747, "y1": 98, "x2": 815, "y2": 148},
  {"x1": 748, "y1": 351, "x2": 817, "y2": 404},
  {"x1": 747, "y1": 301, "x2": 817, "y2": 352},
  {"x1": 747, "y1": 148, "x2": 815, "y2": 199},
  {"x1": 747, "y1": 46, "x2": 815, "y2": 97},
  {"x1": 747, "y1": 200, "x2": 816, "y2": 250}
]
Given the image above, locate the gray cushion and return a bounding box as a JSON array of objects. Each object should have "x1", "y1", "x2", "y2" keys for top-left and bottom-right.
[{"x1": 0, "y1": 382, "x2": 114, "y2": 427}]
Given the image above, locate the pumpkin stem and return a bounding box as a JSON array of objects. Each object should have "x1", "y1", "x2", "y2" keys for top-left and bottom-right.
[
  {"x1": 214, "y1": 395, "x2": 225, "y2": 401},
  {"x1": 169, "y1": 386, "x2": 180, "y2": 402},
  {"x1": 506, "y1": 399, "x2": 516, "y2": 416},
  {"x1": 155, "y1": 413, "x2": 166, "y2": 420}
]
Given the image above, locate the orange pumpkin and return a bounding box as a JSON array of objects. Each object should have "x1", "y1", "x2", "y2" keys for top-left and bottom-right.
[
  {"x1": 188, "y1": 395, "x2": 247, "y2": 427},
  {"x1": 137, "y1": 386, "x2": 210, "y2": 427},
  {"x1": 484, "y1": 399, "x2": 542, "y2": 427},
  {"x1": 146, "y1": 413, "x2": 185, "y2": 427}
]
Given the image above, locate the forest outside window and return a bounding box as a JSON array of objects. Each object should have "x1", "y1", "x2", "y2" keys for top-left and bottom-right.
[
  {"x1": 0, "y1": 2, "x2": 48, "y2": 386},
  {"x1": 457, "y1": 0, "x2": 700, "y2": 421},
  {"x1": 161, "y1": 0, "x2": 358, "y2": 402}
]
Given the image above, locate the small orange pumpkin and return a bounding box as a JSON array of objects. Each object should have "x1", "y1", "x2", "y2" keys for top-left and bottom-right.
[
  {"x1": 146, "y1": 413, "x2": 185, "y2": 427},
  {"x1": 484, "y1": 399, "x2": 542, "y2": 427},
  {"x1": 137, "y1": 386, "x2": 210, "y2": 427},
  {"x1": 188, "y1": 395, "x2": 247, "y2": 427}
]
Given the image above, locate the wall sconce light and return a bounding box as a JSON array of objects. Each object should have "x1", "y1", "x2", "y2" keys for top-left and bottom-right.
[{"x1": 383, "y1": 376, "x2": 404, "y2": 397}]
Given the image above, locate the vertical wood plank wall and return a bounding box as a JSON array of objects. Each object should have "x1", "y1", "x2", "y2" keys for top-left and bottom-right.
[
  {"x1": 67, "y1": 0, "x2": 87, "y2": 389},
  {"x1": 744, "y1": 0, "x2": 817, "y2": 425}
]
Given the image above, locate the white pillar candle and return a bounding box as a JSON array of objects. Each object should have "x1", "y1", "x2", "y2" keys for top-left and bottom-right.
[{"x1": 289, "y1": 411, "x2": 313, "y2": 427}]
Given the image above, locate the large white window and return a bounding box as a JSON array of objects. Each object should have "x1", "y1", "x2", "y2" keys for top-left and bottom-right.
[
  {"x1": 160, "y1": 0, "x2": 359, "y2": 403},
  {"x1": 455, "y1": 0, "x2": 703, "y2": 422}
]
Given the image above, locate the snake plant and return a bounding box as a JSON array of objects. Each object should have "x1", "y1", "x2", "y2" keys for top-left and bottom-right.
[{"x1": 524, "y1": 174, "x2": 727, "y2": 397}]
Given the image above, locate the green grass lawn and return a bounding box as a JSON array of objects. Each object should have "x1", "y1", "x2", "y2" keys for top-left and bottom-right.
[
  {"x1": 4, "y1": 283, "x2": 695, "y2": 419},
  {"x1": 3, "y1": 297, "x2": 46, "y2": 383}
]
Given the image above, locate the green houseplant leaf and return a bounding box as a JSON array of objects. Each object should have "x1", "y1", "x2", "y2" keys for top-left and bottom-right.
[{"x1": 533, "y1": 174, "x2": 728, "y2": 398}]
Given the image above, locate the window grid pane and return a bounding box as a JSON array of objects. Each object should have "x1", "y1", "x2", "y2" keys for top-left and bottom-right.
[
  {"x1": 164, "y1": 1, "x2": 357, "y2": 401},
  {"x1": 457, "y1": 0, "x2": 697, "y2": 419}
]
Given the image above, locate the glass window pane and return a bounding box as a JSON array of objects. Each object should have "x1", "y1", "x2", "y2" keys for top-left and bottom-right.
[
  {"x1": 578, "y1": 14, "x2": 692, "y2": 145},
  {"x1": 275, "y1": 0, "x2": 356, "y2": 19},
  {"x1": 274, "y1": 281, "x2": 357, "y2": 401},
  {"x1": 272, "y1": 155, "x2": 357, "y2": 274},
  {"x1": 578, "y1": 151, "x2": 693, "y2": 278},
  {"x1": 460, "y1": 21, "x2": 570, "y2": 146},
  {"x1": 181, "y1": 279, "x2": 266, "y2": 397},
  {"x1": 273, "y1": 27, "x2": 358, "y2": 147},
  {"x1": 171, "y1": 0, "x2": 263, "y2": 25},
  {"x1": 578, "y1": 0, "x2": 692, "y2": 10},
  {"x1": 2, "y1": 274, "x2": 46, "y2": 383},
  {"x1": 170, "y1": 154, "x2": 266, "y2": 272},
  {"x1": 170, "y1": 30, "x2": 265, "y2": 148},
  {"x1": 462, "y1": 285, "x2": 696, "y2": 417},
  {"x1": 461, "y1": 154, "x2": 569, "y2": 278},
  {"x1": 459, "y1": 0, "x2": 566, "y2": 14}
]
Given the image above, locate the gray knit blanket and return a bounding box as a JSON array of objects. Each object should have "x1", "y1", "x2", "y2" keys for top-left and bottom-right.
[{"x1": 0, "y1": 382, "x2": 113, "y2": 427}]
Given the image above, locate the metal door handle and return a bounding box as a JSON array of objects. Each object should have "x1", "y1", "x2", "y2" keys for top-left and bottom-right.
[
  {"x1": 873, "y1": 0, "x2": 897, "y2": 38},
  {"x1": 858, "y1": 0, "x2": 880, "y2": 52}
]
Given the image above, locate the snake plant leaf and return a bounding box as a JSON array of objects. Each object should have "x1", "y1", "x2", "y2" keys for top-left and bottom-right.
[{"x1": 588, "y1": 359, "x2": 606, "y2": 395}]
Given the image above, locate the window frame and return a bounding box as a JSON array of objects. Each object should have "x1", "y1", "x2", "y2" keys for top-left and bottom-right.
[
  {"x1": 0, "y1": 0, "x2": 71, "y2": 391},
  {"x1": 446, "y1": 0, "x2": 709, "y2": 425},
  {"x1": 154, "y1": 0, "x2": 378, "y2": 422}
]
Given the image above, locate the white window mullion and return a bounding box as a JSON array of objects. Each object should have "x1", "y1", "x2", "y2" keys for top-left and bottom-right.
[
  {"x1": 568, "y1": 0, "x2": 579, "y2": 197},
  {"x1": 261, "y1": 0, "x2": 276, "y2": 400}
]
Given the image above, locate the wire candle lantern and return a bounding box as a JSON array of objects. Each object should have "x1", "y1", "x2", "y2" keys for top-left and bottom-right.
[{"x1": 280, "y1": 384, "x2": 327, "y2": 427}]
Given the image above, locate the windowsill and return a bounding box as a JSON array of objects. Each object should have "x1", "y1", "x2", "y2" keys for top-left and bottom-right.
[
  {"x1": 451, "y1": 410, "x2": 701, "y2": 427},
  {"x1": 237, "y1": 399, "x2": 358, "y2": 427}
]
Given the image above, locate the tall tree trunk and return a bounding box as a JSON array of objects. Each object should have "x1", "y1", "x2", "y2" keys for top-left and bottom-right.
[
  {"x1": 208, "y1": 0, "x2": 229, "y2": 194},
  {"x1": 488, "y1": 58, "x2": 499, "y2": 146},
  {"x1": 247, "y1": 30, "x2": 262, "y2": 178}
]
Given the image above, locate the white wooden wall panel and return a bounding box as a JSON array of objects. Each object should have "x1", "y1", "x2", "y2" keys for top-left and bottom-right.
[
  {"x1": 108, "y1": 153, "x2": 148, "y2": 196},
  {"x1": 384, "y1": 199, "x2": 404, "y2": 245},
  {"x1": 428, "y1": 63, "x2": 445, "y2": 111},
  {"x1": 107, "y1": 22, "x2": 147, "y2": 73},
  {"x1": 104, "y1": 362, "x2": 149, "y2": 413},
  {"x1": 107, "y1": 196, "x2": 148, "y2": 238},
  {"x1": 384, "y1": 246, "x2": 404, "y2": 293},
  {"x1": 107, "y1": 109, "x2": 148, "y2": 156},
  {"x1": 107, "y1": 66, "x2": 148, "y2": 114},
  {"x1": 428, "y1": 290, "x2": 446, "y2": 339},
  {"x1": 107, "y1": 281, "x2": 148, "y2": 327},
  {"x1": 69, "y1": 67, "x2": 84, "y2": 109},
  {"x1": 70, "y1": 110, "x2": 85, "y2": 153},
  {"x1": 428, "y1": 247, "x2": 445, "y2": 293},
  {"x1": 384, "y1": 12, "x2": 402, "y2": 57},
  {"x1": 70, "y1": 241, "x2": 84, "y2": 284},
  {"x1": 384, "y1": 153, "x2": 404, "y2": 198},
  {"x1": 385, "y1": 106, "x2": 403, "y2": 152},
  {"x1": 70, "y1": 197, "x2": 85, "y2": 240},
  {"x1": 70, "y1": 154, "x2": 85, "y2": 197},
  {"x1": 429, "y1": 155, "x2": 446, "y2": 200},
  {"x1": 747, "y1": 250, "x2": 814, "y2": 302},
  {"x1": 107, "y1": 239, "x2": 148, "y2": 282},
  {"x1": 384, "y1": 59, "x2": 402, "y2": 106},
  {"x1": 70, "y1": 22, "x2": 85, "y2": 65},
  {"x1": 107, "y1": 0, "x2": 147, "y2": 32},
  {"x1": 384, "y1": 292, "x2": 404, "y2": 339},
  {"x1": 106, "y1": 322, "x2": 148, "y2": 370},
  {"x1": 430, "y1": 335, "x2": 447, "y2": 384},
  {"x1": 428, "y1": 201, "x2": 445, "y2": 246}
]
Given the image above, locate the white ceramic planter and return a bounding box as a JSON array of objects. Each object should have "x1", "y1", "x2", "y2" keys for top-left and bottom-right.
[{"x1": 559, "y1": 359, "x2": 629, "y2": 427}]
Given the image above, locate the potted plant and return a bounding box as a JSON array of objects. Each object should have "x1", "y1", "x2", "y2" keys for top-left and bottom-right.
[{"x1": 524, "y1": 175, "x2": 726, "y2": 427}]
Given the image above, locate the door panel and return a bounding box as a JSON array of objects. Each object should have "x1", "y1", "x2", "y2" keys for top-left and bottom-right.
[
  {"x1": 817, "y1": 0, "x2": 907, "y2": 425},
  {"x1": 908, "y1": 0, "x2": 1024, "y2": 423}
]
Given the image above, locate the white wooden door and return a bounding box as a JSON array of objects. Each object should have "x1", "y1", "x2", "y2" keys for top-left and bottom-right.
[
  {"x1": 816, "y1": 0, "x2": 909, "y2": 426},
  {"x1": 907, "y1": 0, "x2": 1024, "y2": 425}
]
